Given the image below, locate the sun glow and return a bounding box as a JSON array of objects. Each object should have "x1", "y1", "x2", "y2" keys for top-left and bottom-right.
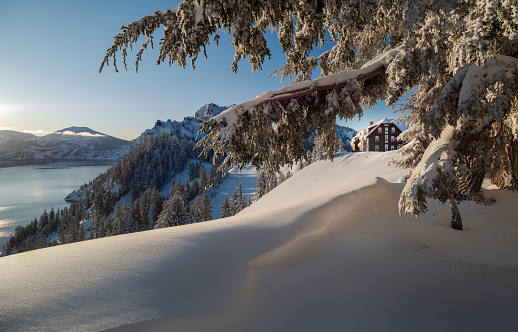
[{"x1": 0, "y1": 104, "x2": 15, "y2": 117}]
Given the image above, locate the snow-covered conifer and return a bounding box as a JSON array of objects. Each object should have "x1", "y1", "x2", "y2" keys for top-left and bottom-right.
[
  {"x1": 278, "y1": 171, "x2": 286, "y2": 184},
  {"x1": 102, "y1": 0, "x2": 518, "y2": 229},
  {"x1": 198, "y1": 164, "x2": 208, "y2": 190},
  {"x1": 201, "y1": 193, "x2": 212, "y2": 221},
  {"x1": 155, "y1": 194, "x2": 190, "y2": 228},
  {"x1": 221, "y1": 196, "x2": 231, "y2": 218},
  {"x1": 256, "y1": 171, "x2": 268, "y2": 199},
  {"x1": 189, "y1": 196, "x2": 205, "y2": 224}
]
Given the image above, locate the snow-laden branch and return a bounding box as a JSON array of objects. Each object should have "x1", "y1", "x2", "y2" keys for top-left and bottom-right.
[
  {"x1": 398, "y1": 124, "x2": 458, "y2": 216},
  {"x1": 398, "y1": 55, "x2": 518, "y2": 228},
  {"x1": 198, "y1": 48, "x2": 400, "y2": 171}
]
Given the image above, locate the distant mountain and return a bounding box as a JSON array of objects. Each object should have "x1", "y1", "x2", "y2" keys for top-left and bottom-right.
[
  {"x1": 195, "y1": 103, "x2": 230, "y2": 119},
  {"x1": 0, "y1": 130, "x2": 37, "y2": 141},
  {"x1": 335, "y1": 124, "x2": 357, "y2": 151},
  {"x1": 44, "y1": 126, "x2": 108, "y2": 139},
  {"x1": 0, "y1": 127, "x2": 132, "y2": 160}
]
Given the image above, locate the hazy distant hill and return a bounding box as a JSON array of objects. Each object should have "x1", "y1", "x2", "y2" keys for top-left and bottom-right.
[
  {"x1": 0, "y1": 127, "x2": 132, "y2": 160},
  {"x1": 0, "y1": 130, "x2": 37, "y2": 141}
]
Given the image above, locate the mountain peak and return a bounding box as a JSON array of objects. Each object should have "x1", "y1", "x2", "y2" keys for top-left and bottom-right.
[
  {"x1": 195, "y1": 103, "x2": 231, "y2": 119},
  {"x1": 51, "y1": 126, "x2": 106, "y2": 137}
]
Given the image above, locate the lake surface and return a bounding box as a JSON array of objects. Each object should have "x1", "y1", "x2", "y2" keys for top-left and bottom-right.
[{"x1": 0, "y1": 160, "x2": 116, "y2": 249}]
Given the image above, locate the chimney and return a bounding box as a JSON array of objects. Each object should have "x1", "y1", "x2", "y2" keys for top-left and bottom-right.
[{"x1": 370, "y1": 121, "x2": 374, "y2": 126}]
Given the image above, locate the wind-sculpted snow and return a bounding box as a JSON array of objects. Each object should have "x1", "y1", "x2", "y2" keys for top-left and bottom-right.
[{"x1": 1, "y1": 152, "x2": 518, "y2": 331}]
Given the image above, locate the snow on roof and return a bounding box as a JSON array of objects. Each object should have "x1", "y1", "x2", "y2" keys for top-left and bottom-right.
[
  {"x1": 367, "y1": 118, "x2": 409, "y2": 136},
  {"x1": 212, "y1": 48, "x2": 401, "y2": 141},
  {"x1": 351, "y1": 118, "x2": 409, "y2": 144}
]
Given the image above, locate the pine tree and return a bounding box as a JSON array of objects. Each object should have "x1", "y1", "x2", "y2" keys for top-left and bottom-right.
[
  {"x1": 49, "y1": 207, "x2": 55, "y2": 222},
  {"x1": 278, "y1": 171, "x2": 286, "y2": 184},
  {"x1": 267, "y1": 174, "x2": 278, "y2": 193},
  {"x1": 188, "y1": 162, "x2": 197, "y2": 181},
  {"x1": 201, "y1": 193, "x2": 213, "y2": 221},
  {"x1": 221, "y1": 196, "x2": 231, "y2": 218},
  {"x1": 155, "y1": 194, "x2": 190, "y2": 228},
  {"x1": 79, "y1": 224, "x2": 86, "y2": 241},
  {"x1": 312, "y1": 136, "x2": 326, "y2": 161},
  {"x1": 334, "y1": 136, "x2": 344, "y2": 153},
  {"x1": 230, "y1": 184, "x2": 246, "y2": 216},
  {"x1": 168, "y1": 177, "x2": 183, "y2": 198},
  {"x1": 189, "y1": 196, "x2": 204, "y2": 224},
  {"x1": 190, "y1": 179, "x2": 200, "y2": 200},
  {"x1": 102, "y1": 1, "x2": 518, "y2": 230},
  {"x1": 256, "y1": 171, "x2": 268, "y2": 199},
  {"x1": 198, "y1": 164, "x2": 208, "y2": 190}
]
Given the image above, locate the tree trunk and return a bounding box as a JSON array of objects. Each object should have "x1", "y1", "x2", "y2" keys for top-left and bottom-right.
[{"x1": 449, "y1": 197, "x2": 463, "y2": 230}]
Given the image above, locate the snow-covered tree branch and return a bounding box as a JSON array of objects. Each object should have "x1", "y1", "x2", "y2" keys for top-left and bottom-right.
[
  {"x1": 197, "y1": 48, "x2": 398, "y2": 171},
  {"x1": 101, "y1": 0, "x2": 518, "y2": 230}
]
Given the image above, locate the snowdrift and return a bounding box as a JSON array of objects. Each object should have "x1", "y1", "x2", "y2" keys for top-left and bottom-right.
[{"x1": 1, "y1": 152, "x2": 518, "y2": 331}]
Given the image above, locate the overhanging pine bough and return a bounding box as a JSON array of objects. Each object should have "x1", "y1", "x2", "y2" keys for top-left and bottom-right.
[{"x1": 100, "y1": 0, "x2": 518, "y2": 230}]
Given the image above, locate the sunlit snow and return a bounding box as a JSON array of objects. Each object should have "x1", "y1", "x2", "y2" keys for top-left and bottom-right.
[{"x1": 1, "y1": 151, "x2": 517, "y2": 331}]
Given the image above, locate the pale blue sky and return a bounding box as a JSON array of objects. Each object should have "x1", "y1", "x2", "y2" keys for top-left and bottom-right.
[{"x1": 0, "y1": 0, "x2": 395, "y2": 140}]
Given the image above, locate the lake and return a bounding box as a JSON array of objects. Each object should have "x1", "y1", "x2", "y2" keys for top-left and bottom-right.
[{"x1": 0, "y1": 159, "x2": 116, "y2": 249}]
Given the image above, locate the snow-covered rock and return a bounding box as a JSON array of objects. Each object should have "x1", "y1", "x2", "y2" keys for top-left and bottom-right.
[
  {"x1": 195, "y1": 103, "x2": 231, "y2": 119},
  {"x1": 141, "y1": 116, "x2": 209, "y2": 140}
]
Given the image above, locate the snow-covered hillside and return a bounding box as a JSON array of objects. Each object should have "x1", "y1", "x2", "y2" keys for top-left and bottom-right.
[
  {"x1": 2, "y1": 151, "x2": 517, "y2": 331},
  {"x1": 0, "y1": 127, "x2": 132, "y2": 160},
  {"x1": 335, "y1": 123, "x2": 357, "y2": 150}
]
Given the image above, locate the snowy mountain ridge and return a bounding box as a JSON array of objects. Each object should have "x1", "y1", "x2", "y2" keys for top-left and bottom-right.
[
  {"x1": 195, "y1": 103, "x2": 231, "y2": 119},
  {"x1": 140, "y1": 117, "x2": 204, "y2": 140},
  {"x1": 0, "y1": 127, "x2": 132, "y2": 160}
]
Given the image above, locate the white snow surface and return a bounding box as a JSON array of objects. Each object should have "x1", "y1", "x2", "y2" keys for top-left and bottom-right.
[{"x1": 2, "y1": 151, "x2": 518, "y2": 331}]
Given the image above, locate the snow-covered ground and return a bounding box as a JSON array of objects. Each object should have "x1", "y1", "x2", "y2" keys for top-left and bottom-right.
[{"x1": 1, "y1": 151, "x2": 518, "y2": 331}]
